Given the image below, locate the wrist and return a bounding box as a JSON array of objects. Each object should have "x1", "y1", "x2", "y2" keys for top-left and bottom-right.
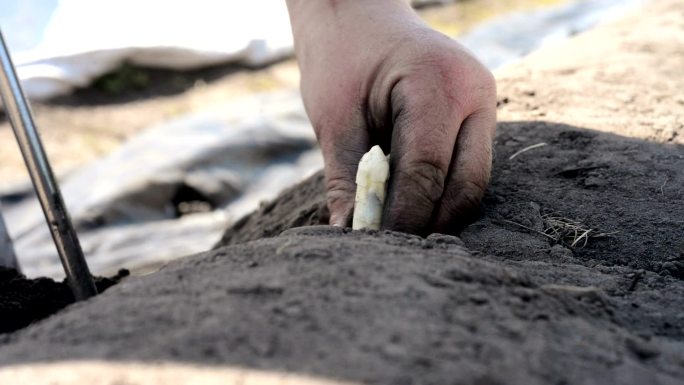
[{"x1": 285, "y1": 0, "x2": 416, "y2": 57}]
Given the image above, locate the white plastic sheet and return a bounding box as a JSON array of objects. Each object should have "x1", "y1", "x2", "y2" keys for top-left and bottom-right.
[
  {"x1": 458, "y1": 0, "x2": 642, "y2": 69},
  {"x1": 1, "y1": 0, "x2": 452, "y2": 101},
  {"x1": 3, "y1": 0, "x2": 295, "y2": 100},
  {"x1": 5, "y1": 92, "x2": 321, "y2": 277}
]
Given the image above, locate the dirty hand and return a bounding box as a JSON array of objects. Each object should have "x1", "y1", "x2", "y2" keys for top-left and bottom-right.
[{"x1": 286, "y1": 0, "x2": 497, "y2": 235}]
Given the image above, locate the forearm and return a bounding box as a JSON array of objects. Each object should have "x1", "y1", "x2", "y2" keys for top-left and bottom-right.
[{"x1": 285, "y1": 0, "x2": 412, "y2": 29}]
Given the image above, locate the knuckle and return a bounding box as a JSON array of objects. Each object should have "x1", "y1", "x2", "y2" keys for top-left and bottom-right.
[
  {"x1": 324, "y1": 175, "x2": 355, "y2": 226},
  {"x1": 400, "y1": 160, "x2": 447, "y2": 203},
  {"x1": 413, "y1": 47, "x2": 460, "y2": 73},
  {"x1": 415, "y1": 48, "x2": 497, "y2": 111},
  {"x1": 458, "y1": 180, "x2": 487, "y2": 208},
  {"x1": 325, "y1": 175, "x2": 355, "y2": 207},
  {"x1": 310, "y1": 115, "x2": 340, "y2": 142},
  {"x1": 444, "y1": 180, "x2": 487, "y2": 217},
  {"x1": 384, "y1": 159, "x2": 448, "y2": 233},
  {"x1": 478, "y1": 70, "x2": 498, "y2": 104}
]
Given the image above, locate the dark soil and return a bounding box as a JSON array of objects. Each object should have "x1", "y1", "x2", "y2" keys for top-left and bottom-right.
[
  {"x1": 0, "y1": 121, "x2": 681, "y2": 385},
  {"x1": 0, "y1": 268, "x2": 129, "y2": 334},
  {"x1": 1, "y1": 2, "x2": 683, "y2": 381},
  {"x1": 217, "y1": 121, "x2": 684, "y2": 345},
  {"x1": 1, "y1": 225, "x2": 682, "y2": 384},
  {"x1": 217, "y1": 121, "x2": 684, "y2": 282},
  {"x1": 215, "y1": 171, "x2": 329, "y2": 247}
]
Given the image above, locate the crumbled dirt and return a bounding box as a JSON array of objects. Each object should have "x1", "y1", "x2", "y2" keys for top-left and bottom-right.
[
  {"x1": 217, "y1": 122, "x2": 684, "y2": 282},
  {"x1": 216, "y1": 172, "x2": 328, "y2": 247},
  {"x1": 0, "y1": 227, "x2": 682, "y2": 384},
  {"x1": 0, "y1": 268, "x2": 129, "y2": 334}
]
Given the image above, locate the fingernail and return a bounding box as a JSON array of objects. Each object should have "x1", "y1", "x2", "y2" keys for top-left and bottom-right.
[{"x1": 330, "y1": 214, "x2": 344, "y2": 227}]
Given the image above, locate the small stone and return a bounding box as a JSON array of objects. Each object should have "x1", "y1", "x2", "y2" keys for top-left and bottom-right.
[
  {"x1": 583, "y1": 176, "x2": 607, "y2": 188},
  {"x1": 426, "y1": 233, "x2": 465, "y2": 247},
  {"x1": 549, "y1": 245, "x2": 574, "y2": 261},
  {"x1": 625, "y1": 337, "x2": 660, "y2": 360},
  {"x1": 279, "y1": 225, "x2": 345, "y2": 237}
]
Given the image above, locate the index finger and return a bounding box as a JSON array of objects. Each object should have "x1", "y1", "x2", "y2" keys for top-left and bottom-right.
[{"x1": 381, "y1": 78, "x2": 464, "y2": 234}]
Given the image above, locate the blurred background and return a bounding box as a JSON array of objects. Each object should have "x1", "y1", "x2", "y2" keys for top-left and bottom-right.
[{"x1": 0, "y1": 0, "x2": 640, "y2": 278}]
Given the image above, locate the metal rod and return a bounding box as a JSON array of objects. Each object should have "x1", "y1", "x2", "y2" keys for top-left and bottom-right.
[
  {"x1": 0, "y1": 204, "x2": 19, "y2": 271},
  {"x1": 0, "y1": 28, "x2": 96, "y2": 300}
]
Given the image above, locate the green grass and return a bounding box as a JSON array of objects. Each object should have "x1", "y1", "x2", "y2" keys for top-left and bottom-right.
[{"x1": 93, "y1": 63, "x2": 150, "y2": 95}]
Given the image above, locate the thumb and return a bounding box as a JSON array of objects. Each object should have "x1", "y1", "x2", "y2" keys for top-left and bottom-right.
[{"x1": 313, "y1": 114, "x2": 370, "y2": 227}]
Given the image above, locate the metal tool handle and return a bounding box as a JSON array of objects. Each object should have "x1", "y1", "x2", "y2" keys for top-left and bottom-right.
[
  {"x1": 0, "y1": 28, "x2": 97, "y2": 300},
  {"x1": 0, "y1": 205, "x2": 19, "y2": 271}
]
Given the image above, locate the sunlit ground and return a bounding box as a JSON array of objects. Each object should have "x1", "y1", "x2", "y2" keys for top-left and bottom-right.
[
  {"x1": 0, "y1": 361, "x2": 360, "y2": 385},
  {"x1": 421, "y1": 0, "x2": 568, "y2": 35}
]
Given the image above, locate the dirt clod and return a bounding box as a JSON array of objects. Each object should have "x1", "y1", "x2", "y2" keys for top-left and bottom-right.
[{"x1": 0, "y1": 268, "x2": 129, "y2": 334}]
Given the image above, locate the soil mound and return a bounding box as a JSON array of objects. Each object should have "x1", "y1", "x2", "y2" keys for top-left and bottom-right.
[
  {"x1": 0, "y1": 1, "x2": 682, "y2": 384},
  {"x1": 1, "y1": 225, "x2": 683, "y2": 384},
  {"x1": 218, "y1": 122, "x2": 684, "y2": 280},
  {"x1": 1, "y1": 121, "x2": 682, "y2": 383},
  {"x1": 0, "y1": 268, "x2": 129, "y2": 334}
]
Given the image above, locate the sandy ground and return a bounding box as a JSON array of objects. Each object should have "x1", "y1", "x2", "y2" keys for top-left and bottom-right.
[
  {"x1": 496, "y1": 0, "x2": 684, "y2": 145},
  {"x1": 0, "y1": 0, "x2": 682, "y2": 384}
]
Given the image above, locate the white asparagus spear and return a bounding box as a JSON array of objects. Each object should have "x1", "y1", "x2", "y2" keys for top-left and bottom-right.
[{"x1": 352, "y1": 145, "x2": 390, "y2": 230}]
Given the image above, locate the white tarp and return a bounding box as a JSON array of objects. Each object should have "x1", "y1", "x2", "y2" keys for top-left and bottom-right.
[
  {"x1": 4, "y1": 92, "x2": 321, "y2": 277},
  {"x1": 2, "y1": 0, "x2": 295, "y2": 100},
  {"x1": 1, "y1": 0, "x2": 454, "y2": 101},
  {"x1": 458, "y1": 0, "x2": 642, "y2": 69}
]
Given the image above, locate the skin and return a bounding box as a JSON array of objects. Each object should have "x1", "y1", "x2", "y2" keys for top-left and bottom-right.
[{"x1": 286, "y1": 0, "x2": 497, "y2": 235}]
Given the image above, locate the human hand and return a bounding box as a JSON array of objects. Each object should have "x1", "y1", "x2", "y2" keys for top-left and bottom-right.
[{"x1": 286, "y1": 0, "x2": 497, "y2": 235}]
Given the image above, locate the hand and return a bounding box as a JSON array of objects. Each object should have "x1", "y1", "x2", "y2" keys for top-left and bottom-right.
[{"x1": 287, "y1": 0, "x2": 497, "y2": 235}]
